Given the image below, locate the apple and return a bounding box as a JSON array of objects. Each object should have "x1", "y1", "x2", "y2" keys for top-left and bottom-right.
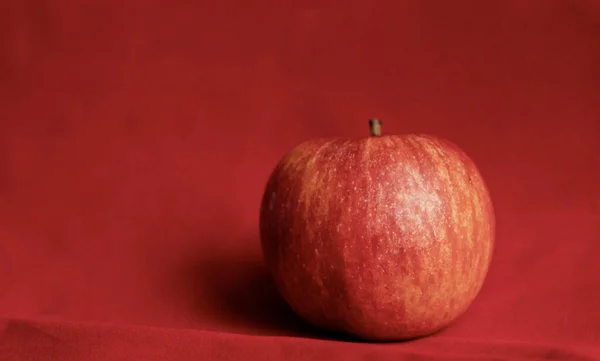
[{"x1": 259, "y1": 119, "x2": 495, "y2": 341}]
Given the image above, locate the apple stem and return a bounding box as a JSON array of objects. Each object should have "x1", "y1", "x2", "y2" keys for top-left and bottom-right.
[{"x1": 369, "y1": 119, "x2": 382, "y2": 136}]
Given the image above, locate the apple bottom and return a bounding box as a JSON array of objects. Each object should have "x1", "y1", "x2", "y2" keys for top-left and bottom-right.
[
  {"x1": 272, "y1": 275, "x2": 481, "y2": 341},
  {"x1": 266, "y1": 243, "x2": 488, "y2": 342}
]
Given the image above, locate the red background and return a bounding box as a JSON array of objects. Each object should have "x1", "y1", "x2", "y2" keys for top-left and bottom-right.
[{"x1": 1, "y1": 0, "x2": 599, "y2": 359}]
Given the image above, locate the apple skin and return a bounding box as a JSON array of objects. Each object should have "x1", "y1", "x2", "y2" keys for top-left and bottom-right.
[{"x1": 259, "y1": 132, "x2": 495, "y2": 341}]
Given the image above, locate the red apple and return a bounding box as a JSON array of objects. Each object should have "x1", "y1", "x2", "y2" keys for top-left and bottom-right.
[{"x1": 259, "y1": 119, "x2": 495, "y2": 341}]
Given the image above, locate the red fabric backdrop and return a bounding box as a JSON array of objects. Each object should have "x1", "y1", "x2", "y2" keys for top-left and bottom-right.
[{"x1": 1, "y1": 0, "x2": 599, "y2": 360}]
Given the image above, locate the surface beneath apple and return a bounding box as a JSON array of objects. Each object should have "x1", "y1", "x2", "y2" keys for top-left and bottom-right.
[{"x1": 259, "y1": 123, "x2": 495, "y2": 341}]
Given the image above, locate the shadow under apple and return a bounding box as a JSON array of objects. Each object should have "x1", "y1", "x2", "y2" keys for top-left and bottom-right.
[{"x1": 178, "y1": 236, "x2": 358, "y2": 341}]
